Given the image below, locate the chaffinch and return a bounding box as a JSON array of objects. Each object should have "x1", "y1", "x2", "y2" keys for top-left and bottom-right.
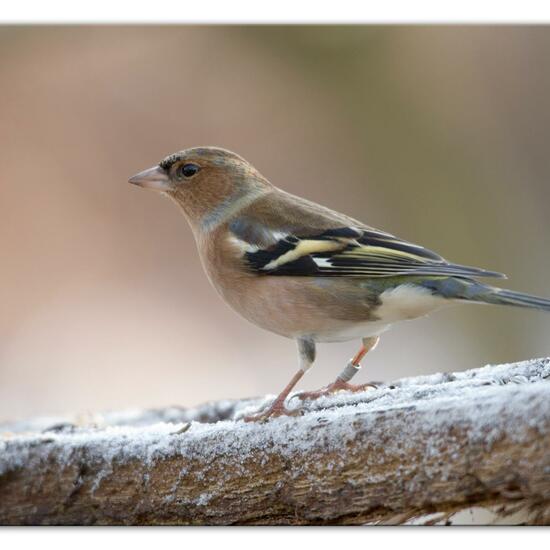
[{"x1": 129, "y1": 147, "x2": 550, "y2": 421}]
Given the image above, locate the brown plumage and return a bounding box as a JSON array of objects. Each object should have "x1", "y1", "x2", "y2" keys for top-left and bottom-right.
[{"x1": 129, "y1": 146, "x2": 550, "y2": 421}]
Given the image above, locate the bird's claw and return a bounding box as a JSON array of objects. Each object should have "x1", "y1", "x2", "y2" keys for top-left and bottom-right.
[
  {"x1": 243, "y1": 401, "x2": 303, "y2": 423},
  {"x1": 296, "y1": 379, "x2": 379, "y2": 401}
]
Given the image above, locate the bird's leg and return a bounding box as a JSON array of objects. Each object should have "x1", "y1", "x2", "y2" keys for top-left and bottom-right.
[
  {"x1": 243, "y1": 370, "x2": 304, "y2": 423},
  {"x1": 244, "y1": 338, "x2": 315, "y2": 422},
  {"x1": 297, "y1": 336, "x2": 380, "y2": 401}
]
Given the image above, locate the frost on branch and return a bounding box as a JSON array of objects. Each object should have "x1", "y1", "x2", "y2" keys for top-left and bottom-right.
[{"x1": 1, "y1": 358, "x2": 549, "y2": 525}]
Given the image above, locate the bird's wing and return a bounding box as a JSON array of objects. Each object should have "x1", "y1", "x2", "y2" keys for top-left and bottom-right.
[{"x1": 229, "y1": 196, "x2": 506, "y2": 280}]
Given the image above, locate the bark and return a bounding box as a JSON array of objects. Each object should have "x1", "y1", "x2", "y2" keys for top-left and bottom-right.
[{"x1": 1, "y1": 358, "x2": 549, "y2": 525}]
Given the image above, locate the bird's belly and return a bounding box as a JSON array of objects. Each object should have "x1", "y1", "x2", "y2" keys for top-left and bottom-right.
[
  {"x1": 311, "y1": 321, "x2": 392, "y2": 343},
  {"x1": 210, "y1": 274, "x2": 385, "y2": 342},
  {"x1": 308, "y1": 284, "x2": 449, "y2": 342}
]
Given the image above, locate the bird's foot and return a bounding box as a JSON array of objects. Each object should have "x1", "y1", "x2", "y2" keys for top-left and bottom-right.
[
  {"x1": 296, "y1": 378, "x2": 378, "y2": 401},
  {"x1": 243, "y1": 399, "x2": 302, "y2": 423}
]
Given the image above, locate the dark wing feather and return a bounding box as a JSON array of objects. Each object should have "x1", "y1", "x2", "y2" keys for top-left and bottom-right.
[{"x1": 233, "y1": 222, "x2": 505, "y2": 280}]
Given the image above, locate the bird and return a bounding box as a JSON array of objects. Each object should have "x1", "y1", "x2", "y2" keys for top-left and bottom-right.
[{"x1": 129, "y1": 146, "x2": 550, "y2": 422}]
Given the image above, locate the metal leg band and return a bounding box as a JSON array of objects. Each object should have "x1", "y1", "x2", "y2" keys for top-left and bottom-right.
[{"x1": 337, "y1": 360, "x2": 361, "y2": 383}]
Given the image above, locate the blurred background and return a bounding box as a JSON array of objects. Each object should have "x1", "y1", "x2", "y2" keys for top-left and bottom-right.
[{"x1": 1, "y1": 26, "x2": 550, "y2": 421}]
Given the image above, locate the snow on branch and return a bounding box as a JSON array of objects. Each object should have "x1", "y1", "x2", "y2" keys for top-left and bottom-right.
[{"x1": 1, "y1": 358, "x2": 550, "y2": 525}]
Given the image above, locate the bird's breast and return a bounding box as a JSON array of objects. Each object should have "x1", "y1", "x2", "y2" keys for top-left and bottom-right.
[{"x1": 197, "y1": 234, "x2": 383, "y2": 340}]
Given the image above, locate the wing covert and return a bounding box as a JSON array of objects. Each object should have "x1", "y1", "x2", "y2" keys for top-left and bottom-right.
[{"x1": 230, "y1": 221, "x2": 506, "y2": 280}]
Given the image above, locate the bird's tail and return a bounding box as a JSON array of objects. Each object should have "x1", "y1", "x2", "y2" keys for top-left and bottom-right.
[
  {"x1": 420, "y1": 277, "x2": 550, "y2": 312},
  {"x1": 471, "y1": 286, "x2": 550, "y2": 311}
]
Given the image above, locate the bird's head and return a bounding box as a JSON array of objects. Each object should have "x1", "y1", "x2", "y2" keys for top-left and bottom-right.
[{"x1": 129, "y1": 147, "x2": 271, "y2": 230}]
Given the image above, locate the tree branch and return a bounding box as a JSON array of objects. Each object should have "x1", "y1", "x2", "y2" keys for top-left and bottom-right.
[{"x1": 1, "y1": 359, "x2": 549, "y2": 525}]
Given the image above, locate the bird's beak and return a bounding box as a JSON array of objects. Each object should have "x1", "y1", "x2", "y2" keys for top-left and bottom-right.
[{"x1": 128, "y1": 165, "x2": 173, "y2": 192}]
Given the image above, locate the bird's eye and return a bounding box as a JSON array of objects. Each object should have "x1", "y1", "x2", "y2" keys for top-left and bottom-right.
[{"x1": 176, "y1": 163, "x2": 201, "y2": 180}]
